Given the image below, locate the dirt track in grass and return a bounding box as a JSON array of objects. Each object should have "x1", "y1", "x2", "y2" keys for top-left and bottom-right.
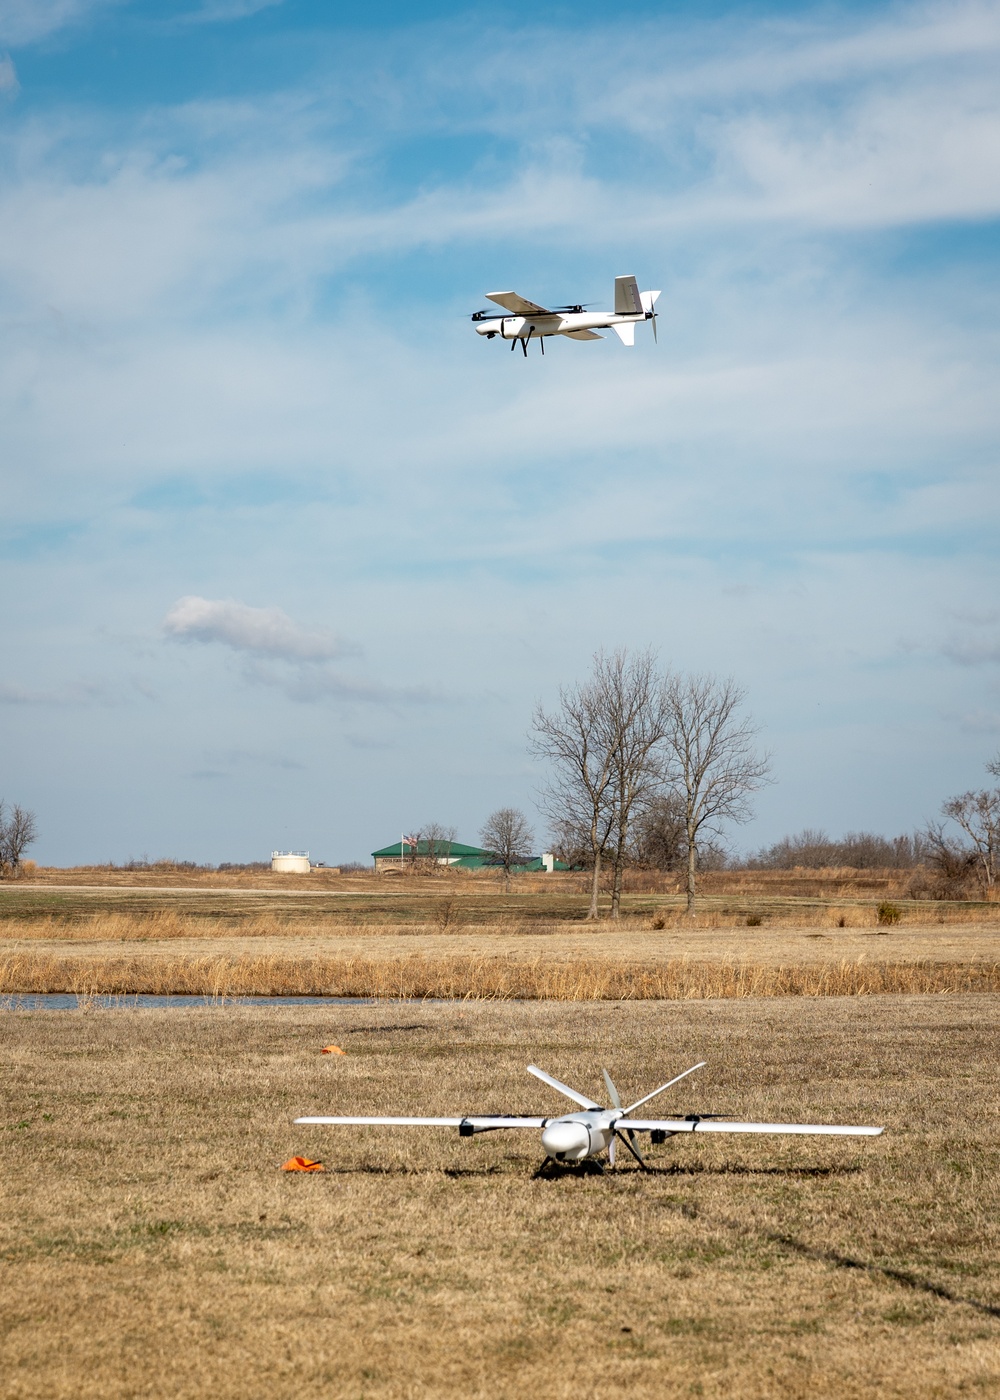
[{"x1": 2, "y1": 996, "x2": 998, "y2": 1399}]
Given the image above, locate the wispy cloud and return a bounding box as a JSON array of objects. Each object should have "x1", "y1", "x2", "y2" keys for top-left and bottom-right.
[
  {"x1": 0, "y1": 0, "x2": 122, "y2": 47},
  {"x1": 163, "y1": 595, "x2": 350, "y2": 662},
  {"x1": 173, "y1": 0, "x2": 286, "y2": 24},
  {"x1": 943, "y1": 638, "x2": 1000, "y2": 666},
  {"x1": 0, "y1": 678, "x2": 109, "y2": 705},
  {"x1": 0, "y1": 52, "x2": 17, "y2": 95}
]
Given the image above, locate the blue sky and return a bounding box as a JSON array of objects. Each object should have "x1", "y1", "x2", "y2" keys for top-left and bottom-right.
[{"x1": 2, "y1": 0, "x2": 999, "y2": 865}]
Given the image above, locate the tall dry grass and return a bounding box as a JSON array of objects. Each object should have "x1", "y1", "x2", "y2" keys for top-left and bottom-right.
[
  {"x1": 2, "y1": 950, "x2": 998, "y2": 999},
  {"x1": 0, "y1": 910, "x2": 304, "y2": 941}
]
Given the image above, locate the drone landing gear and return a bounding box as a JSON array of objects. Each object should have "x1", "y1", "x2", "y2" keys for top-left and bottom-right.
[
  {"x1": 517, "y1": 327, "x2": 543, "y2": 357},
  {"x1": 533, "y1": 1156, "x2": 605, "y2": 1180},
  {"x1": 613, "y1": 1129, "x2": 649, "y2": 1171}
]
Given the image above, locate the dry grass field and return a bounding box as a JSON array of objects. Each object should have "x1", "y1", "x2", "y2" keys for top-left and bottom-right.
[
  {"x1": 2, "y1": 996, "x2": 998, "y2": 1399},
  {"x1": 0, "y1": 872, "x2": 997, "y2": 1000}
]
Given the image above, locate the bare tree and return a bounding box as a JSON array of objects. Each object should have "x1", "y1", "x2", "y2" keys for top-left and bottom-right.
[
  {"x1": 531, "y1": 648, "x2": 670, "y2": 920},
  {"x1": 480, "y1": 808, "x2": 535, "y2": 891},
  {"x1": 417, "y1": 823, "x2": 457, "y2": 873},
  {"x1": 664, "y1": 674, "x2": 771, "y2": 914},
  {"x1": 531, "y1": 663, "x2": 618, "y2": 920},
  {"x1": 917, "y1": 822, "x2": 980, "y2": 899},
  {"x1": 0, "y1": 800, "x2": 38, "y2": 878},
  {"x1": 632, "y1": 793, "x2": 689, "y2": 870},
  {"x1": 632, "y1": 794, "x2": 729, "y2": 872},
  {"x1": 939, "y1": 788, "x2": 1000, "y2": 895},
  {"x1": 602, "y1": 649, "x2": 672, "y2": 918}
]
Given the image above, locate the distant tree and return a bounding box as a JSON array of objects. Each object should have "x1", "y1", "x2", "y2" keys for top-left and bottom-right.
[
  {"x1": 745, "y1": 829, "x2": 923, "y2": 871},
  {"x1": 632, "y1": 794, "x2": 688, "y2": 870},
  {"x1": 415, "y1": 823, "x2": 457, "y2": 872},
  {"x1": 531, "y1": 648, "x2": 670, "y2": 920},
  {"x1": 937, "y1": 770, "x2": 1000, "y2": 895},
  {"x1": 664, "y1": 674, "x2": 771, "y2": 915},
  {"x1": 632, "y1": 794, "x2": 729, "y2": 872},
  {"x1": 531, "y1": 664, "x2": 616, "y2": 920},
  {"x1": 918, "y1": 822, "x2": 980, "y2": 899},
  {"x1": 546, "y1": 816, "x2": 594, "y2": 871},
  {"x1": 480, "y1": 808, "x2": 535, "y2": 891},
  {"x1": 0, "y1": 800, "x2": 38, "y2": 878},
  {"x1": 601, "y1": 649, "x2": 672, "y2": 919}
]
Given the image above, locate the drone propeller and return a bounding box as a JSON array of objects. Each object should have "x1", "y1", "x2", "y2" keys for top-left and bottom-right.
[
  {"x1": 642, "y1": 290, "x2": 662, "y2": 344},
  {"x1": 554, "y1": 302, "x2": 595, "y2": 313},
  {"x1": 603, "y1": 1069, "x2": 646, "y2": 1169}
]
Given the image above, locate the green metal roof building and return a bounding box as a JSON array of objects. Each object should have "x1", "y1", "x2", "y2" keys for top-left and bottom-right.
[
  {"x1": 371, "y1": 839, "x2": 572, "y2": 873},
  {"x1": 371, "y1": 839, "x2": 490, "y2": 871}
]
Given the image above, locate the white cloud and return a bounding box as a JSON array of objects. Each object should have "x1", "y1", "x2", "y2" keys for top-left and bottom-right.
[
  {"x1": 175, "y1": 0, "x2": 286, "y2": 23},
  {"x1": 162, "y1": 595, "x2": 347, "y2": 662},
  {"x1": 161, "y1": 597, "x2": 435, "y2": 708},
  {"x1": 0, "y1": 0, "x2": 121, "y2": 46},
  {"x1": 0, "y1": 52, "x2": 17, "y2": 95}
]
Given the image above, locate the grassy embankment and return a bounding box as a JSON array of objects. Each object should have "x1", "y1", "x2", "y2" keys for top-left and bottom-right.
[
  {"x1": 1, "y1": 867, "x2": 997, "y2": 998},
  {"x1": 2, "y1": 997, "x2": 998, "y2": 1398}
]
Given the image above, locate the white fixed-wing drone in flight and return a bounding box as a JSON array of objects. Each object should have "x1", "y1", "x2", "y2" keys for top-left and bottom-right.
[
  {"x1": 471, "y1": 275, "x2": 661, "y2": 356},
  {"x1": 296, "y1": 1061, "x2": 883, "y2": 1173}
]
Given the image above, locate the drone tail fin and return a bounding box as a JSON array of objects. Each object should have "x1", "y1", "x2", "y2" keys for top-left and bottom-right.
[{"x1": 614, "y1": 274, "x2": 642, "y2": 315}]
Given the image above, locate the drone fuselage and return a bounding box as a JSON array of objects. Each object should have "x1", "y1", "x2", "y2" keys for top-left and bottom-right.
[
  {"x1": 474, "y1": 311, "x2": 647, "y2": 341},
  {"x1": 541, "y1": 1109, "x2": 618, "y2": 1162}
]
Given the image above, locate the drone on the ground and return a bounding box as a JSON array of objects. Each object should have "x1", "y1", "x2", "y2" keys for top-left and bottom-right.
[
  {"x1": 471, "y1": 275, "x2": 661, "y2": 356},
  {"x1": 296, "y1": 1061, "x2": 883, "y2": 1173}
]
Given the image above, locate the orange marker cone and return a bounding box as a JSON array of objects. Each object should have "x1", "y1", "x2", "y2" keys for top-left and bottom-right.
[
  {"x1": 281, "y1": 1156, "x2": 325, "y2": 1172},
  {"x1": 321, "y1": 1045, "x2": 346, "y2": 1055}
]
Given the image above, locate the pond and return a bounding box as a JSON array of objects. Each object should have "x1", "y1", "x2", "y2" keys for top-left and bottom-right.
[{"x1": 1, "y1": 993, "x2": 377, "y2": 1011}]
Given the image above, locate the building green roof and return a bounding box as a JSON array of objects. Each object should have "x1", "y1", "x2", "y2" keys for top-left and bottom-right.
[{"x1": 371, "y1": 839, "x2": 489, "y2": 859}]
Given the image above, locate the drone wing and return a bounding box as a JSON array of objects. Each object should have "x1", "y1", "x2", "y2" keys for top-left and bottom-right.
[
  {"x1": 622, "y1": 1117, "x2": 884, "y2": 1137},
  {"x1": 295, "y1": 1115, "x2": 545, "y2": 1129},
  {"x1": 486, "y1": 291, "x2": 552, "y2": 315}
]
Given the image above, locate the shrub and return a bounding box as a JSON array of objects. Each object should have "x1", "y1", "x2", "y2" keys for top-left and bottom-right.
[
  {"x1": 745, "y1": 913, "x2": 763, "y2": 927},
  {"x1": 877, "y1": 901, "x2": 902, "y2": 926},
  {"x1": 651, "y1": 910, "x2": 667, "y2": 930}
]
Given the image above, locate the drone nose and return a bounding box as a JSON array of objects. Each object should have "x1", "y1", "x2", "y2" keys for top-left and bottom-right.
[{"x1": 541, "y1": 1122, "x2": 590, "y2": 1161}]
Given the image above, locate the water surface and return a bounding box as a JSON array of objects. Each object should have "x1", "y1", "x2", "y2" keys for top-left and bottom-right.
[{"x1": 1, "y1": 993, "x2": 376, "y2": 1011}]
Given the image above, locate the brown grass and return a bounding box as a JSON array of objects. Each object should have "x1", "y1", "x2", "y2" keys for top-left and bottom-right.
[
  {"x1": 1, "y1": 996, "x2": 998, "y2": 1398},
  {"x1": 1, "y1": 895, "x2": 997, "y2": 945},
  {"x1": 14, "y1": 864, "x2": 942, "y2": 899},
  {"x1": 3, "y1": 949, "x2": 999, "y2": 999}
]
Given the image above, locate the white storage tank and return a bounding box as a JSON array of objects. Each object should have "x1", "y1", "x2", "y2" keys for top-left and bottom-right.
[{"x1": 271, "y1": 850, "x2": 311, "y2": 874}]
